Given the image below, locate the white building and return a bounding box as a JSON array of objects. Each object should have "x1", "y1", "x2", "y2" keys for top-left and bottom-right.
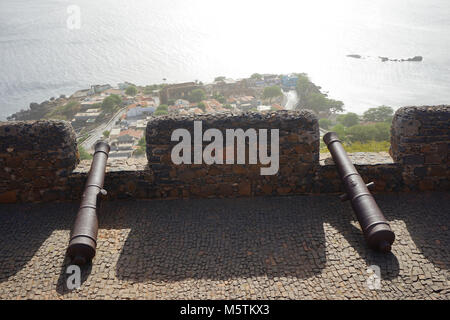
[
  {"x1": 257, "y1": 105, "x2": 272, "y2": 112},
  {"x1": 136, "y1": 119, "x2": 147, "y2": 130},
  {"x1": 109, "y1": 128, "x2": 121, "y2": 139},
  {"x1": 74, "y1": 111, "x2": 101, "y2": 121}
]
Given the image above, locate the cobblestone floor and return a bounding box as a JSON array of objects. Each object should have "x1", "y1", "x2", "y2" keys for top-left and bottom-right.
[{"x1": 0, "y1": 193, "x2": 448, "y2": 300}]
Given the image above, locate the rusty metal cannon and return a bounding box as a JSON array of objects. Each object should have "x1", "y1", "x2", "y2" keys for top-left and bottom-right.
[
  {"x1": 323, "y1": 132, "x2": 395, "y2": 252},
  {"x1": 67, "y1": 141, "x2": 110, "y2": 265}
]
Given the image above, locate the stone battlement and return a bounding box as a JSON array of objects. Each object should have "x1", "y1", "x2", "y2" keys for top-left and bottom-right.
[{"x1": 0, "y1": 106, "x2": 449, "y2": 203}]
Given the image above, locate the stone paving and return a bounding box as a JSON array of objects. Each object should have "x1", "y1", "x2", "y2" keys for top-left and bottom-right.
[
  {"x1": 73, "y1": 157, "x2": 148, "y2": 173},
  {"x1": 320, "y1": 152, "x2": 394, "y2": 165},
  {"x1": 0, "y1": 193, "x2": 448, "y2": 300}
]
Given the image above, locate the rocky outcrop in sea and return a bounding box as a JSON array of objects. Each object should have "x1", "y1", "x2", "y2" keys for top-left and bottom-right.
[
  {"x1": 346, "y1": 54, "x2": 423, "y2": 62},
  {"x1": 7, "y1": 95, "x2": 68, "y2": 121}
]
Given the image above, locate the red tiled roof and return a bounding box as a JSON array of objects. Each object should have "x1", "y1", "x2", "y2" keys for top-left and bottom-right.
[
  {"x1": 271, "y1": 104, "x2": 284, "y2": 110},
  {"x1": 192, "y1": 108, "x2": 204, "y2": 114},
  {"x1": 119, "y1": 129, "x2": 143, "y2": 139}
]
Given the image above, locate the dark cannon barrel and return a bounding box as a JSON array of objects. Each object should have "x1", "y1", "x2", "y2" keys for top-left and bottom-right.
[
  {"x1": 323, "y1": 132, "x2": 395, "y2": 252},
  {"x1": 67, "y1": 141, "x2": 110, "y2": 265}
]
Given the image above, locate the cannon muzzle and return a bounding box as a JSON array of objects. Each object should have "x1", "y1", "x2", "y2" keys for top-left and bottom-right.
[
  {"x1": 67, "y1": 141, "x2": 110, "y2": 265},
  {"x1": 323, "y1": 132, "x2": 395, "y2": 252}
]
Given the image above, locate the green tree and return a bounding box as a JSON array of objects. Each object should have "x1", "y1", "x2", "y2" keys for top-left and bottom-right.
[
  {"x1": 138, "y1": 136, "x2": 146, "y2": 149},
  {"x1": 346, "y1": 125, "x2": 378, "y2": 143},
  {"x1": 153, "y1": 109, "x2": 168, "y2": 116},
  {"x1": 134, "y1": 136, "x2": 146, "y2": 156},
  {"x1": 102, "y1": 94, "x2": 122, "y2": 113},
  {"x1": 373, "y1": 122, "x2": 391, "y2": 141},
  {"x1": 363, "y1": 106, "x2": 394, "y2": 122},
  {"x1": 303, "y1": 92, "x2": 327, "y2": 114},
  {"x1": 188, "y1": 89, "x2": 206, "y2": 103},
  {"x1": 62, "y1": 101, "x2": 81, "y2": 117},
  {"x1": 337, "y1": 112, "x2": 359, "y2": 127},
  {"x1": 262, "y1": 85, "x2": 282, "y2": 102},
  {"x1": 296, "y1": 73, "x2": 344, "y2": 115},
  {"x1": 125, "y1": 85, "x2": 138, "y2": 96},
  {"x1": 296, "y1": 74, "x2": 321, "y2": 103},
  {"x1": 302, "y1": 92, "x2": 344, "y2": 115},
  {"x1": 325, "y1": 98, "x2": 344, "y2": 114},
  {"x1": 250, "y1": 73, "x2": 262, "y2": 80},
  {"x1": 197, "y1": 102, "x2": 206, "y2": 112},
  {"x1": 47, "y1": 100, "x2": 81, "y2": 120},
  {"x1": 319, "y1": 118, "x2": 332, "y2": 130},
  {"x1": 78, "y1": 146, "x2": 92, "y2": 160},
  {"x1": 213, "y1": 93, "x2": 226, "y2": 104},
  {"x1": 330, "y1": 124, "x2": 346, "y2": 141},
  {"x1": 143, "y1": 86, "x2": 154, "y2": 95},
  {"x1": 156, "y1": 104, "x2": 168, "y2": 111},
  {"x1": 329, "y1": 122, "x2": 391, "y2": 144},
  {"x1": 134, "y1": 149, "x2": 145, "y2": 157},
  {"x1": 103, "y1": 130, "x2": 110, "y2": 138},
  {"x1": 102, "y1": 98, "x2": 115, "y2": 113},
  {"x1": 143, "y1": 84, "x2": 160, "y2": 94},
  {"x1": 214, "y1": 76, "x2": 226, "y2": 82}
]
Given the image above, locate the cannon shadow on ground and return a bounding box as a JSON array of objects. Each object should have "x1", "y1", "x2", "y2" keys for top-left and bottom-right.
[
  {"x1": 0, "y1": 203, "x2": 74, "y2": 284},
  {"x1": 0, "y1": 202, "x2": 93, "y2": 295},
  {"x1": 0, "y1": 192, "x2": 447, "y2": 289},
  {"x1": 112, "y1": 193, "x2": 449, "y2": 283},
  {"x1": 326, "y1": 198, "x2": 400, "y2": 281},
  {"x1": 111, "y1": 197, "x2": 327, "y2": 282},
  {"x1": 375, "y1": 192, "x2": 449, "y2": 272}
]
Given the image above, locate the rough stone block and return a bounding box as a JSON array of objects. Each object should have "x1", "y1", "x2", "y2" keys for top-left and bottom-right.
[
  {"x1": 0, "y1": 120, "x2": 78, "y2": 203},
  {"x1": 144, "y1": 111, "x2": 320, "y2": 198}
]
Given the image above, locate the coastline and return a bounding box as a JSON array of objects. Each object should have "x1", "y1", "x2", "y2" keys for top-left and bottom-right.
[{"x1": 6, "y1": 75, "x2": 295, "y2": 122}]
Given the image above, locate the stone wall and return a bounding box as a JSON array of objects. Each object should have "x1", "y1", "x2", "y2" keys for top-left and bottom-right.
[
  {"x1": 0, "y1": 106, "x2": 448, "y2": 203},
  {"x1": 390, "y1": 105, "x2": 449, "y2": 191},
  {"x1": 68, "y1": 157, "x2": 404, "y2": 200},
  {"x1": 0, "y1": 120, "x2": 79, "y2": 202},
  {"x1": 145, "y1": 111, "x2": 319, "y2": 198}
]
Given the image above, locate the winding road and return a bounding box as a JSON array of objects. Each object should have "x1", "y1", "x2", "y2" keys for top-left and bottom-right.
[{"x1": 80, "y1": 107, "x2": 127, "y2": 151}]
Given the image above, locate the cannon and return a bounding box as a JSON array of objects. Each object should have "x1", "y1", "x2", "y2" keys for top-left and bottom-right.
[
  {"x1": 67, "y1": 141, "x2": 110, "y2": 265},
  {"x1": 323, "y1": 132, "x2": 395, "y2": 252}
]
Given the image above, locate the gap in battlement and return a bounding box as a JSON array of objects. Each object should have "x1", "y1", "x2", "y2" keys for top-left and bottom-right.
[
  {"x1": 319, "y1": 152, "x2": 394, "y2": 166},
  {"x1": 73, "y1": 158, "x2": 149, "y2": 174}
]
